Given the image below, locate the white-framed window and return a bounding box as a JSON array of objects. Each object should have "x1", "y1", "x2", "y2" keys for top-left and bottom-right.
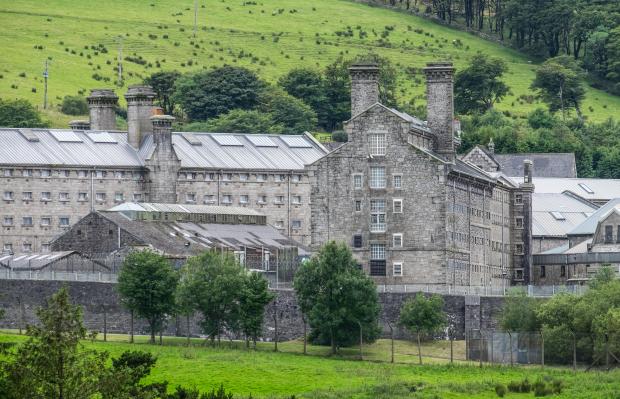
[
  {"x1": 393, "y1": 174, "x2": 402, "y2": 190},
  {"x1": 22, "y1": 192, "x2": 33, "y2": 201},
  {"x1": 274, "y1": 195, "x2": 285, "y2": 204},
  {"x1": 133, "y1": 193, "x2": 143, "y2": 202},
  {"x1": 393, "y1": 199, "x2": 403, "y2": 214},
  {"x1": 393, "y1": 262, "x2": 403, "y2": 277},
  {"x1": 369, "y1": 133, "x2": 387, "y2": 156},
  {"x1": 204, "y1": 194, "x2": 216, "y2": 204},
  {"x1": 59, "y1": 192, "x2": 70, "y2": 201},
  {"x1": 115, "y1": 192, "x2": 124, "y2": 202},
  {"x1": 292, "y1": 220, "x2": 302, "y2": 229},
  {"x1": 3, "y1": 169, "x2": 13, "y2": 177},
  {"x1": 515, "y1": 217, "x2": 524, "y2": 229},
  {"x1": 3, "y1": 216, "x2": 13, "y2": 226},
  {"x1": 41, "y1": 192, "x2": 51, "y2": 201},
  {"x1": 78, "y1": 192, "x2": 88, "y2": 202},
  {"x1": 277, "y1": 174, "x2": 286, "y2": 182},
  {"x1": 59, "y1": 217, "x2": 70, "y2": 227},
  {"x1": 95, "y1": 170, "x2": 106, "y2": 179},
  {"x1": 370, "y1": 243, "x2": 386, "y2": 260},
  {"x1": 355, "y1": 200, "x2": 362, "y2": 212},
  {"x1": 292, "y1": 174, "x2": 301, "y2": 183},
  {"x1": 257, "y1": 195, "x2": 267, "y2": 204},
  {"x1": 239, "y1": 173, "x2": 249, "y2": 181},
  {"x1": 22, "y1": 216, "x2": 33, "y2": 226},
  {"x1": 369, "y1": 167, "x2": 386, "y2": 189},
  {"x1": 3, "y1": 243, "x2": 13, "y2": 252},
  {"x1": 206, "y1": 173, "x2": 216, "y2": 181},
  {"x1": 3, "y1": 191, "x2": 13, "y2": 201},
  {"x1": 95, "y1": 192, "x2": 106, "y2": 202},
  {"x1": 77, "y1": 170, "x2": 88, "y2": 178},
  {"x1": 354, "y1": 174, "x2": 363, "y2": 189},
  {"x1": 223, "y1": 173, "x2": 232, "y2": 181},
  {"x1": 22, "y1": 169, "x2": 33, "y2": 177},
  {"x1": 40, "y1": 217, "x2": 51, "y2": 226},
  {"x1": 185, "y1": 193, "x2": 196, "y2": 203},
  {"x1": 515, "y1": 194, "x2": 523, "y2": 205},
  {"x1": 222, "y1": 194, "x2": 233, "y2": 204},
  {"x1": 393, "y1": 233, "x2": 403, "y2": 248},
  {"x1": 240, "y1": 195, "x2": 249, "y2": 204},
  {"x1": 292, "y1": 195, "x2": 302, "y2": 204},
  {"x1": 22, "y1": 243, "x2": 32, "y2": 252},
  {"x1": 257, "y1": 174, "x2": 268, "y2": 182},
  {"x1": 370, "y1": 199, "x2": 386, "y2": 232},
  {"x1": 40, "y1": 169, "x2": 51, "y2": 177}
]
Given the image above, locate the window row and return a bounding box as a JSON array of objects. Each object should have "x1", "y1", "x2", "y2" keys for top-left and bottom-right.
[
  {"x1": 179, "y1": 172, "x2": 304, "y2": 183},
  {"x1": 353, "y1": 168, "x2": 402, "y2": 190},
  {"x1": 353, "y1": 233, "x2": 403, "y2": 249},
  {"x1": 2, "y1": 168, "x2": 144, "y2": 180},
  {"x1": 3, "y1": 216, "x2": 70, "y2": 227},
  {"x1": 188, "y1": 193, "x2": 303, "y2": 205},
  {"x1": 273, "y1": 220, "x2": 303, "y2": 230},
  {"x1": 3, "y1": 191, "x2": 143, "y2": 203}
]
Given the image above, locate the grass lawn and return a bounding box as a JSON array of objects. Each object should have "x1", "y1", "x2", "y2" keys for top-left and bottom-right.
[
  {"x1": 1, "y1": 331, "x2": 619, "y2": 398},
  {"x1": 0, "y1": 0, "x2": 617, "y2": 127}
]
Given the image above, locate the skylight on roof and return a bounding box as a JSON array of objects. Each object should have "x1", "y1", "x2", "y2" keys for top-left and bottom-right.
[
  {"x1": 181, "y1": 132, "x2": 202, "y2": 146},
  {"x1": 86, "y1": 132, "x2": 118, "y2": 143},
  {"x1": 50, "y1": 130, "x2": 83, "y2": 143},
  {"x1": 281, "y1": 136, "x2": 313, "y2": 148},
  {"x1": 247, "y1": 136, "x2": 278, "y2": 147},
  {"x1": 551, "y1": 211, "x2": 566, "y2": 220},
  {"x1": 212, "y1": 135, "x2": 243, "y2": 146},
  {"x1": 578, "y1": 183, "x2": 594, "y2": 194}
]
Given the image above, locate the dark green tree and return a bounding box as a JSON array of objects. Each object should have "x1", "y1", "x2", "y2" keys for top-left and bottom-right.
[
  {"x1": 173, "y1": 66, "x2": 264, "y2": 121},
  {"x1": 399, "y1": 293, "x2": 446, "y2": 364},
  {"x1": 60, "y1": 95, "x2": 88, "y2": 115},
  {"x1": 278, "y1": 68, "x2": 329, "y2": 129},
  {"x1": 144, "y1": 71, "x2": 181, "y2": 115},
  {"x1": 500, "y1": 289, "x2": 541, "y2": 332},
  {"x1": 239, "y1": 272, "x2": 275, "y2": 348},
  {"x1": 177, "y1": 252, "x2": 247, "y2": 344},
  {"x1": 259, "y1": 88, "x2": 318, "y2": 133},
  {"x1": 205, "y1": 109, "x2": 284, "y2": 134},
  {"x1": 117, "y1": 251, "x2": 178, "y2": 344},
  {"x1": 0, "y1": 98, "x2": 49, "y2": 127},
  {"x1": 294, "y1": 241, "x2": 381, "y2": 354},
  {"x1": 454, "y1": 53, "x2": 510, "y2": 114},
  {"x1": 531, "y1": 56, "x2": 586, "y2": 118}
]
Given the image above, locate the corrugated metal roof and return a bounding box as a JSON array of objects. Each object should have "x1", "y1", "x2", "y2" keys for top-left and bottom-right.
[
  {"x1": 532, "y1": 193, "x2": 598, "y2": 237},
  {"x1": 512, "y1": 177, "x2": 620, "y2": 201},
  {"x1": 0, "y1": 129, "x2": 327, "y2": 170},
  {"x1": 0, "y1": 251, "x2": 76, "y2": 269},
  {"x1": 568, "y1": 198, "x2": 620, "y2": 235},
  {"x1": 109, "y1": 202, "x2": 264, "y2": 216}
]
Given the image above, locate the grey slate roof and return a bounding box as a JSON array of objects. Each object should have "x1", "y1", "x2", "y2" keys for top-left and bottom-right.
[
  {"x1": 568, "y1": 198, "x2": 620, "y2": 236},
  {"x1": 512, "y1": 177, "x2": 620, "y2": 202},
  {"x1": 493, "y1": 153, "x2": 577, "y2": 178},
  {"x1": 532, "y1": 193, "x2": 598, "y2": 237},
  {"x1": 0, "y1": 129, "x2": 328, "y2": 170}
]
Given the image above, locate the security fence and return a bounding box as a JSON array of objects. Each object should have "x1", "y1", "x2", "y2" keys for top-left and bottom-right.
[{"x1": 376, "y1": 284, "x2": 588, "y2": 297}]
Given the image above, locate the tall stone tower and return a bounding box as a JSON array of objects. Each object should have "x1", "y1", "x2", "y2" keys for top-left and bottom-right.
[
  {"x1": 146, "y1": 114, "x2": 180, "y2": 204},
  {"x1": 87, "y1": 89, "x2": 118, "y2": 131},
  {"x1": 349, "y1": 63, "x2": 380, "y2": 117},
  {"x1": 424, "y1": 62, "x2": 455, "y2": 162},
  {"x1": 125, "y1": 85, "x2": 156, "y2": 149}
]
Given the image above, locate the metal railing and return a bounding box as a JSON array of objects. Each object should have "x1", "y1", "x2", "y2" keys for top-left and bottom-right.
[
  {"x1": 0, "y1": 269, "x2": 118, "y2": 283},
  {"x1": 376, "y1": 284, "x2": 588, "y2": 297}
]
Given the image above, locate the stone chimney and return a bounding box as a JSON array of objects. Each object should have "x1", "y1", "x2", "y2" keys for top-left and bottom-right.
[
  {"x1": 424, "y1": 62, "x2": 455, "y2": 162},
  {"x1": 69, "y1": 120, "x2": 90, "y2": 131},
  {"x1": 349, "y1": 63, "x2": 380, "y2": 117},
  {"x1": 488, "y1": 138, "x2": 495, "y2": 154},
  {"x1": 125, "y1": 85, "x2": 156, "y2": 149},
  {"x1": 523, "y1": 159, "x2": 533, "y2": 185},
  {"x1": 147, "y1": 114, "x2": 180, "y2": 204},
  {"x1": 87, "y1": 89, "x2": 118, "y2": 131}
]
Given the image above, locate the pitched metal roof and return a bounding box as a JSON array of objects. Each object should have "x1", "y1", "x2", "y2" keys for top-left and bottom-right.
[
  {"x1": 108, "y1": 202, "x2": 264, "y2": 216},
  {"x1": 0, "y1": 251, "x2": 76, "y2": 269},
  {"x1": 532, "y1": 193, "x2": 598, "y2": 237},
  {"x1": 512, "y1": 177, "x2": 620, "y2": 202},
  {"x1": 568, "y1": 198, "x2": 620, "y2": 236},
  {"x1": 493, "y1": 153, "x2": 577, "y2": 178},
  {"x1": 0, "y1": 129, "x2": 327, "y2": 170}
]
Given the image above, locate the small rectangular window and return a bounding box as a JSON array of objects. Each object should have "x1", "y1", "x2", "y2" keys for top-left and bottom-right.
[
  {"x1": 393, "y1": 175, "x2": 402, "y2": 189},
  {"x1": 605, "y1": 225, "x2": 613, "y2": 243},
  {"x1": 22, "y1": 243, "x2": 32, "y2": 252},
  {"x1": 393, "y1": 199, "x2": 403, "y2": 214},
  {"x1": 3, "y1": 243, "x2": 13, "y2": 252},
  {"x1": 560, "y1": 265, "x2": 566, "y2": 277},
  {"x1": 3, "y1": 216, "x2": 13, "y2": 226},
  {"x1": 292, "y1": 174, "x2": 301, "y2": 183},
  {"x1": 515, "y1": 243, "x2": 524, "y2": 255},
  {"x1": 59, "y1": 217, "x2": 70, "y2": 227},
  {"x1": 540, "y1": 265, "x2": 546, "y2": 278},
  {"x1": 274, "y1": 195, "x2": 285, "y2": 204},
  {"x1": 292, "y1": 220, "x2": 302, "y2": 229},
  {"x1": 354, "y1": 174, "x2": 363, "y2": 190},
  {"x1": 95, "y1": 192, "x2": 106, "y2": 202},
  {"x1": 22, "y1": 192, "x2": 33, "y2": 201},
  {"x1": 3, "y1": 169, "x2": 13, "y2": 177},
  {"x1": 41, "y1": 192, "x2": 51, "y2": 201},
  {"x1": 515, "y1": 217, "x2": 524, "y2": 228},
  {"x1": 3, "y1": 191, "x2": 13, "y2": 201},
  {"x1": 40, "y1": 169, "x2": 51, "y2": 177},
  {"x1": 186, "y1": 193, "x2": 196, "y2": 203},
  {"x1": 393, "y1": 262, "x2": 403, "y2": 277},
  {"x1": 370, "y1": 199, "x2": 386, "y2": 232},
  {"x1": 115, "y1": 192, "x2": 124, "y2": 202},
  {"x1": 515, "y1": 194, "x2": 523, "y2": 204},
  {"x1": 133, "y1": 193, "x2": 143, "y2": 202},
  {"x1": 355, "y1": 200, "x2": 362, "y2": 212},
  {"x1": 59, "y1": 192, "x2": 70, "y2": 201},
  {"x1": 369, "y1": 167, "x2": 386, "y2": 189},
  {"x1": 40, "y1": 217, "x2": 51, "y2": 226},
  {"x1": 78, "y1": 192, "x2": 88, "y2": 202},
  {"x1": 223, "y1": 173, "x2": 232, "y2": 181},
  {"x1": 353, "y1": 234, "x2": 363, "y2": 248},
  {"x1": 393, "y1": 233, "x2": 403, "y2": 248},
  {"x1": 257, "y1": 195, "x2": 267, "y2": 204},
  {"x1": 240, "y1": 195, "x2": 249, "y2": 204},
  {"x1": 204, "y1": 195, "x2": 216, "y2": 204},
  {"x1": 292, "y1": 195, "x2": 302, "y2": 204},
  {"x1": 22, "y1": 217, "x2": 33, "y2": 226},
  {"x1": 369, "y1": 133, "x2": 386, "y2": 156},
  {"x1": 22, "y1": 169, "x2": 33, "y2": 177},
  {"x1": 239, "y1": 173, "x2": 249, "y2": 181},
  {"x1": 222, "y1": 194, "x2": 233, "y2": 204}
]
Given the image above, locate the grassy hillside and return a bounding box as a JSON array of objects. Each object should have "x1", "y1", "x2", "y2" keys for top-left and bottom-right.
[
  {"x1": 0, "y1": 0, "x2": 618, "y2": 127},
  {"x1": 2, "y1": 332, "x2": 619, "y2": 398}
]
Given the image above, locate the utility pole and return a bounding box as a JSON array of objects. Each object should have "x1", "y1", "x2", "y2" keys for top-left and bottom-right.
[
  {"x1": 193, "y1": 0, "x2": 198, "y2": 38},
  {"x1": 43, "y1": 59, "x2": 49, "y2": 109},
  {"x1": 116, "y1": 36, "x2": 124, "y2": 87}
]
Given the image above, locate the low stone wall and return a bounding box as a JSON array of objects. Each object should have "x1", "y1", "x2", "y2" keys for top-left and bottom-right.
[{"x1": 0, "y1": 280, "x2": 505, "y2": 341}]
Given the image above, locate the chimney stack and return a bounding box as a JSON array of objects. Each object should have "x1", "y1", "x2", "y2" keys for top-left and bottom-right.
[
  {"x1": 148, "y1": 114, "x2": 179, "y2": 204},
  {"x1": 69, "y1": 120, "x2": 90, "y2": 131},
  {"x1": 488, "y1": 138, "x2": 495, "y2": 154},
  {"x1": 523, "y1": 159, "x2": 533, "y2": 185},
  {"x1": 125, "y1": 85, "x2": 156, "y2": 148},
  {"x1": 87, "y1": 89, "x2": 118, "y2": 131},
  {"x1": 349, "y1": 63, "x2": 380, "y2": 117},
  {"x1": 424, "y1": 62, "x2": 455, "y2": 162}
]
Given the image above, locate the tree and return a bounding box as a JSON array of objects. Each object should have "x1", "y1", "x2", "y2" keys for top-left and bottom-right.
[
  {"x1": 398, "y1": 293, "x2": 446, "y2": 364},
  {"x1": 500, "y1": 288, "x2": 541, "y2": 332},
  {"x1": 117, "y1": 251, "x2": 178, "y2": 344},
  {"x1": 239, "y1": 272, "x2": 275, "y2": 348},
  {"x1": 60, "y1": 95, "x2": 88, "y2": 115},
  {"x1": 293, "y1": 241, "x2": 381, "y2": 354},
  {"x1": 2, "y1": 287, "x2": 106, "y2": 399},
  {"x1": 531, "y1": 56, "x2": 586, "y2": 118},
  {"x1": 589, "y1": 264, "x2": 616, "y2": 290},
  {"x1": 0, "y1": 98, "x2": 49, "y2": 127},
  {"x1": 144, "y1": 71, "x2": 181, "y2": 115},
  {"x1": 259, "y1": 88, "x2": 318, "y2": 133},
  {"x1": 278, "y1": 68, "x2": 329, "y2": 129},
  {"x1": 177, "y1": 251, "x2": 247, "y2": 344},
  {"x1": 173, "y1": 66, "x2": 265, "y2": 121},
  {"x1": 454, "y1": 53, "x2": 510, "y2": 114},
  {"x1": 205, "y1": 109, "x2": 284, "y2": 134}
]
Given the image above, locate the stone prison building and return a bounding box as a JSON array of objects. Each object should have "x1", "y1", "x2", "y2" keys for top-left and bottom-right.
[{"x1": 309, "y1": 62, "x2": 534, "y2": 287}]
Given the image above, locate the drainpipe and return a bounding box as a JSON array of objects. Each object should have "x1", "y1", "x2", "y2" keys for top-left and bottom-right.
[
  {"x1": 217, "y1": 170, "x2": 222, "y2": 206},
  {"x1": 287, "y1": 171, "x2": 291, "y2": 237},
  {"x1": 90, "y1": 167, "x2": 95, "y2": 212}
]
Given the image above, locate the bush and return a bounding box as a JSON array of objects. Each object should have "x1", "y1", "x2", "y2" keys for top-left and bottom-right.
[
  {"x1": 507, "y1": 381, "x2": 521, "y2": 393},
  {"x1": 60, "y1": 95, "x2": 88, "y2": 115},
  {"x1": 520, "y1": 378, "x2": 531, "y2": 393},
  {"x1": 533, "y1": 379, "x2": 553, "y2": 397},
  {"x1": 331, "y1": 130, "x2": 348, "y2": 142},
  {"x1": 494, "y1": 383, "x2": 507, "y2": 397}
]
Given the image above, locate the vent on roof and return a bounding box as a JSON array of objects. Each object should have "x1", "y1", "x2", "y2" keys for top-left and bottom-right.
[
  {"x1": 18, "y1": 128, "x2": 40, "y2": 142},
  {"x1": 247, "y1": 136, "x2": 278, "y2": 147},
  {"x1": 578, "y1": 183, "x2": 594, "y2": 194},
  {"x1": 181, "y1": 132, "x2": 202, "y2": 146},
  {"x1": 550, "y1": 211, "x2": 566, "y2": 220},
  {"x1": 281, "y1": 136, "x2": 313, "y2": 148},
  {"x1": 212, "y1": 135, "x2": 243, "y2": 146},
  {"x1": 50, "y1": 130, "x2": 83, "y2": 143},
  {"x1": 86, "y1": 132, "x2": 118, "y2": 143}
]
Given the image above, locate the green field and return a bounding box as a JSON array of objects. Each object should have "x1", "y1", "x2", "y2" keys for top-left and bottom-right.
[
  {"x1": 0, "y1": 0, "x2": 618, "y2": 127},
  {"x1": 1, "y1": 331, "x2": 619, "y2": 398}
]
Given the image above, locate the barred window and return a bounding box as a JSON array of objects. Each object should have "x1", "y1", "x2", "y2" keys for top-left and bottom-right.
[
  {"x1": 370, "y1": 244, "x2": 386, "y2": 260},
  {"x1": 353, "y1": 234, "x2": 363, "y2": 248},
  {"x1": 355, "y1": 200, "x2": 362, "y2": 212},
  {"x1": 393, "y1": 262, "x2": 403, "y2": 277},
  {"x1": 393, "y1": 199, "x2": 403, "y2": 213},
  {"x1": 354, "y1": 174, "x2": 363, "y2": 189},
  {"x1": 369, "y1": 133, "x2": 386, "y2": 156},
  {"x1": 240, "y1": 195, "x2": 249, "y2": 204},
  {"x1": 369, "y1": 167, "x2": 386, "y2": 189},
  {"x1": 370, "y1": 243, "x2": 386, "y2": 276},
  {"x1": 370, "y1": 199, "x2": 386, "y2": 232},
  {"x1": 393, "y1": 233, "x2": 403, "y2": 248},
  {"x1": 393, "y1": 175, "x2": 402, "y2": 189}
]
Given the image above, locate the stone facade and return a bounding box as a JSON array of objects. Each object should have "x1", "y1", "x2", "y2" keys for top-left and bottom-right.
[{"x1": 310, "y1": 62, "x2": 533, "y2": 286}]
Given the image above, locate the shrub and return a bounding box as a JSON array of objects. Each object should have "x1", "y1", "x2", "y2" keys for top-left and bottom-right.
[
  {"x1": 61, "y1": 95, "x2": 88, "y2": 115},
  {"x1": 507, "y1": 381, "x2": 521, "y2": 393},
  {"x1": 520, "y1": 378, "x2": 531, "y2": 393},
  {"x1": 331, "y1": 130, "x2": 348, "y2": 142},
  {"x1": 494, "y1": 383, "x2": 507, "y2": 397}
]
